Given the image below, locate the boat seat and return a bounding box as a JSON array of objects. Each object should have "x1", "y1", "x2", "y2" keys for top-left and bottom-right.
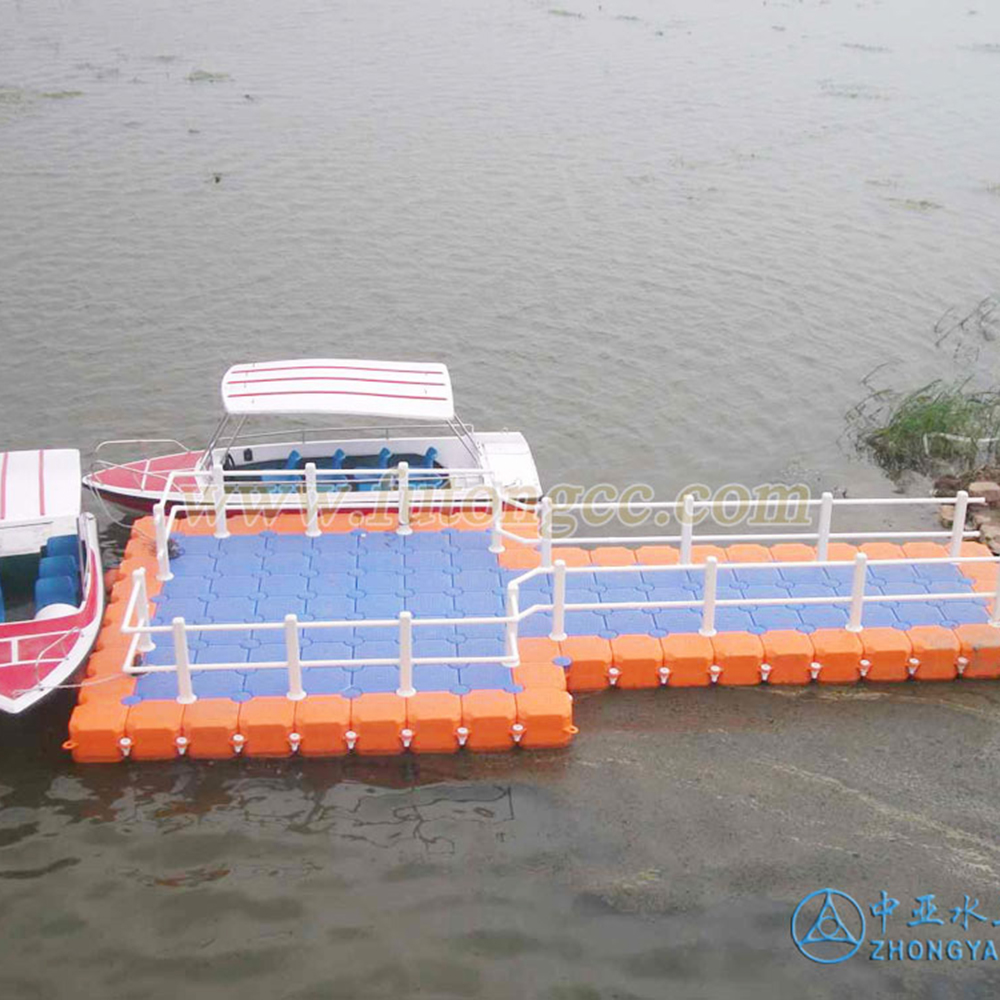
[
  {"x1": 35, "y1": 574, "x2": 78, "y2": 611},
  {"x1": 412, "y1": 446, "x2": 448, "y2": 490},
  {"x1": 39, "y1": 555, "x2": 79, "y2": 580},
  {"x1": 316, "y1": 448, "x2": 349, "y2": 489},
  {"x1": 355, "y1": 448, "x2": 393, "y2": 492},
  {"x1": 44, "y1": 534, "x2": 79, "y2": 560},
  {"x1": 264, "y1": 449, "x2": 303, "y2": 492}
]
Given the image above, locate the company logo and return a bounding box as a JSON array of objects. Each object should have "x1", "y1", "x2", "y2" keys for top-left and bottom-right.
[{"x1": 791, "y1": 889, "x2": 866, "y2": 964}]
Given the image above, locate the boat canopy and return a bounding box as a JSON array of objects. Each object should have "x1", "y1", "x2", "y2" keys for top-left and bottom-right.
[
  {"x1": 0, "y1": 449, "x2": 81, "y2": 525},
  {"x1": 221, "y1": 359, "x2": 455, "y2": 421}
]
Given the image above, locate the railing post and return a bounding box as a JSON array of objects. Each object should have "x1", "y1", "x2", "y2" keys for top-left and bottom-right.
[
  {"x1": 133, "y1": 567, "x2": 155, "y2": 653},
  {"x1": 284, "y1": 613, "x2": 306, "y2": 700},
  {"x1": 680, "y1": 494, "x2": 694, "y2": 564},
  {"x1": 991, "y1": 560, "x2": 1000, "y2": 627},
  {"x1": 505, "y1": 581, "x2": 520, "y2": 667},
  {"x1": 154, "y1": 502, "x2": 173, "y2": 582},
  {"x1": 212, "y1": 462, "x2": 230, "y2": 539},
  {"x1": 489, "y1": 487, "x2": 504, "y2": 554},
  {"x1": 816, "y1": 491, "x2": 833, "y2": 562},
  {"x1": 549, "y1": 559, "x2": 567, "y2": 641},
  {"x1": 304, "y1": 462, "x2": 321, "y2": 538},
  {"x1": 172, "y1": 617, "x2": 196, "y2": 704},
  {"x1": 950, "y1": 489, "x2": 969, "y2": 559},
  {"x1": 699, "y1": 556, "x2": 718, "y2": 637},
  {"x1": 397, "y1": 461, "x2": 412, "y2": 536},
  {"x1": 540, "y1": 495, "x2": 553, "y2": 568},
  {"x1": 846, "y1": 552, "x2": 868, "y2": 632},
  {"x1": 396, "y1": 610, "x2": 415, "y2": 697}
]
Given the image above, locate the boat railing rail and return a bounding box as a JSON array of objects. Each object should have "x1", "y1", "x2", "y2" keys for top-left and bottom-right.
[
  {"x1": 117, "y1": 488, "x2": 1000, "y2": 705},
  {"x1": 201, "y1": 421, "x2": 478, "y2": 451}
]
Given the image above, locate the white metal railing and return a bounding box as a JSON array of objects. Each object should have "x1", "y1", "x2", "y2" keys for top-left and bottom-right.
[{"x1": 118, "y1": 488, "x2": 1000, "y2": 702}]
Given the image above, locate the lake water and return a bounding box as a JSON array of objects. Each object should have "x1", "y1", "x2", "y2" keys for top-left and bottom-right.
[{"x1": 2, "y1": 0, "x2": 1000, "y2": 996}]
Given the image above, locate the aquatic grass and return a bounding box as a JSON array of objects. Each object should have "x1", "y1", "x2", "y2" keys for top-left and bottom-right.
[{"x1": 848, "y1": 380, "x2": 1000, "y2": 477}]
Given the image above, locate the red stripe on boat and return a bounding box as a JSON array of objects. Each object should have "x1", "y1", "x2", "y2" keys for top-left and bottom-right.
[
  {"x1": 228, "y1": 363, "x2": 442, "y2": 377},
  {"x1": 227, "y1": 389, "x2": 450, "y2": 402},
  {"x1": 228, "y1": 375, "x2": 447, "y2": 388}
]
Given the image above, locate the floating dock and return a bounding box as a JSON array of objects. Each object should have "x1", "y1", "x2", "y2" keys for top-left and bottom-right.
[{"x1": 65, "y1": 506, "x2": 1000, "y2": 762}]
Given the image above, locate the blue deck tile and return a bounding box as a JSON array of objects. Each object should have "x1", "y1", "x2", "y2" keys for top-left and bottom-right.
[
  {"x1": 135, "y1": 672, "x2": 179, "y2": 701},
  {"x1": 404, "y1": 548, "x2": 452, "y2": 570},
  {"x1": 645, "y1": 586, "x2": 698, "y2": 607},
  {"x1": 414, "y1": 665, "x2": 462, "y2": 692},
  {"x1": 563, "y1": 610, "x2": 606, "y2": 634},
  {"x1": 597, "y1": 587, "x2": 647, "y2": 606},
  {"x1": 153, "y1": 597, "x2": 210, "y2": 624},
  {"x1": 171, "y1": 555, "x2": 217, "y2": 577},
  {"x1": 891, "y1": 602, "x2": 947, "y2": 627},
  {"x1": 400, "y1": 534, "x2": 452, "y2": 553},
  {"x1": 938, "y1": 601, "x2": 989, "y2": 625},
  {"x1": 175, "y1": 536, "x2": 221, "y2": 557},
  {"x1": 455, "y1": 636, "x2": 506, "y2": 659},
  {"x1": 266, "y1": 553, "x2": 312, "y2": 575},
  {"x1": 247, "y1": 644, "x2": 291, "y2": 663},
  {"x1": 743, "y1": 585, "x2": 791, "y2": 601},
  {"x1": 453, "y1": 549, "x2": 500, "y2": 570},
  {"x1": 204, "y1": 596, "x2": 257, "y2": 622},
  {"x1": 779, "y1": 566, "x2": 828, "y2": 586},
  {"x1": 301, "y1": 640, "x2": 355, "y2": 664},
  {"x1": 927, "y1": 578, "x2": 975, "y2": 593},
  {"x1": 874, "y1": 582, "x2": 929, "y2": 596},
  {"x1": 520, "y1": 613, "x2": 555, "y2": 638},
  {"x1": 787, "y1": 584, "x2": 837, "y2": 600},
  {"x1": 411, "y1": 624, "x2": 460, "y2": 644},
  {"x1": 311, "y1": 553, "x2": 360, "y2": 573},
  {"x1": 355, "y1": 593, "x2": 406, "y2": 618},
  {"x1": 751, "y1": 607, "x2": 803, "y2": 630},
  {"x1": 193, "y1": 670, "x2": 246, "y2": 699},
  {"x1": 267, "y1": 535, "x2": 315, "y2": 554},
  {"x1": 217, "y1": 536, "x2": 269, "y2": 556},
  {"x1": 299, "y1": 667, "x2": 352, "y2": 695},
  {"x1": 406, "y1": 592, "x2": 456, "y2": 616},
  {"x1": 309, "y1": 571, "x2": 359, "y2": 594},
  {"x1": 604, "y1": 610, "x2": 659, "y2": 635},
  {"x1": 305, "y1": 595, "x2": 355, "y2": 619},
  {"x1": 459, "y1": 664, "x2": 519, "y2": 692},
  {"x1": 351, "y1": 624, "x2": 397, "y2": 643},
  {"x1": 453, "y1": 569, "x2": 504, "y2": 592},
  {"x1": 653, "y1": 609, "x2": 702, "y2": 634},
  {"x1": 731, "y1": 567, "x2": 783, "y2": 587},
  {"x1": 211, "y1": 575, "x2": 261, "y2": 598},
  {"x1": 259, "y1": 574, "x2": 311, "y2": 597},
  {"x1": 799, "y1": 606, "x2": 850, "y2": 628},
  {"x1": 451, "y1": 531, "x2": 492, "y2": 550},
  {"x1": 518, "y1": 575, "x2": 553, "y2": 594},
  {"x1": 352, "y1": 666, "x2": 402, "y2": 693},
  {"x1": 141, "y1": 645, "x2": 178, "y2": 666},
  {"x1": 823, "y1": 566, "x2": 854, "y2": 592},
  {"x1": 600, "y1": 573, "x2": 645, "y2": 591},
  {"x1": 201, "y1": 626, "x2": 255, "y2": 646},
  {"x1": 860, "y1": 605, "x2": 900, "y2": 627},
  {"x1": 352, "y1": 639, "x2": 400, "y2": 663},
  {"x1": 245, "y1": 669, "x2": 294, "y2": 697},
  {"x1": 357, "y1": 572, "x2": 404, "y2": 595},
  {"x1": 256, "y1": 595, "x2": 308, "y2": 620},
  {"x1": 407, "y1": 570, "x2": 452, "y2": 593},
  {"x1": 455, "y1": 591, "x2": 506, "y2": 616},
  {"x1": 215, "y1": 554, "x2": 265, "y2": 575},
  {"x1": 915, "y1": 563, "x2": 967, "y2": 584},
  {"x1": 165, "y1": 576, "x2": 214, "y2": 598},
  {"x1": 194, "y1": 644, "x2": 249, "y2": 665},
  {"x1": 357, "y1": 552, "x2": 405, "y2": 572},
  {"x1": 713, "y1": 608, "x2": 755, "y2": 632},
  {"x1": 870, "y1": 564, "x2": 919, "y2": 585}
]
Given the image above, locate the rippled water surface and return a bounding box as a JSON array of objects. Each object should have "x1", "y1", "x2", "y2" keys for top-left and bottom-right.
[{"x1": 3, "y1": 0, "x2": 1000, "y2": 996}]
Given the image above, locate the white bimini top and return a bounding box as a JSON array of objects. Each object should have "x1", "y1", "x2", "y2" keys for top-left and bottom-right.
[
  {"x1": 0, "y1": 449, "x2": 82, "y2": 524},
  {"x1": 221, "y1": 359, "x2": 455, "y2": 421}
]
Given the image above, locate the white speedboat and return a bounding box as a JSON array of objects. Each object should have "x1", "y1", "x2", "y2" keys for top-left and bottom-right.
[
  {"x1": 83, "y1": 358, "x2": 542, "y2": 512},
  {"x1": 0, "y1": 449, "x2": 104, "y2": 714}
]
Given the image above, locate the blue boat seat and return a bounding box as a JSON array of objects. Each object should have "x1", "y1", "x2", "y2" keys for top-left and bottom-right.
[
  {"x1": 44, "y1": 534, "x2": 79, "y2": 560},
  {"x1": 316, "y1": 448, "x2": 349, "y2": 489},
  {"x1": 264, "y1": 449, "x2": 303, "y2": 492},
  {"x1": 0, "y1": 579, "x2": 5, "y2": 624},
  {"x1": 355, "y1": 447, "x2": 393, "y2": 492},
  {"x1": 35, "y1": 574, "x2": 78, "y2": 611},
  {"x1": 412, "y1": 446, "x2": 448, "y2": 489},
  {"x1": 39, "y1": 555, "x2": 79, "y2": 580}
]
